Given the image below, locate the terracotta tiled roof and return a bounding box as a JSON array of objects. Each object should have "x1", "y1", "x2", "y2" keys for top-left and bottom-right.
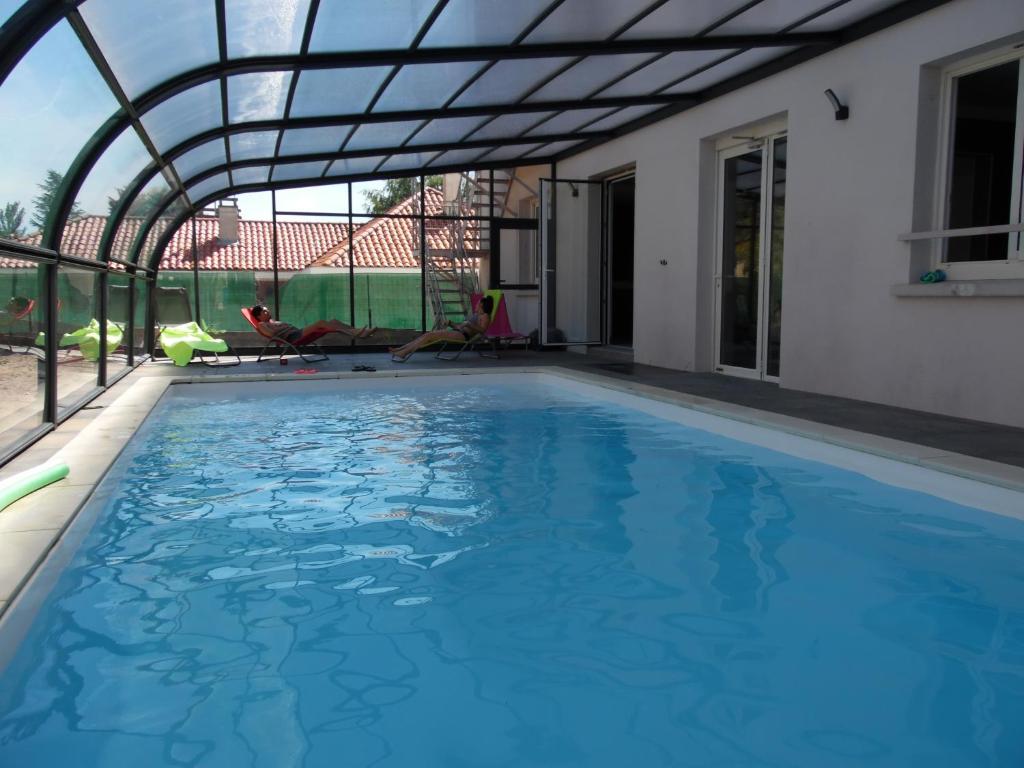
[
  {"x1": 312, "y1": 187, "x2": 482, "y2": 268},
  {"x1": 1, "y1": 188, "x2": 478, "y2": 271},
  {"x1": 159, "y1": 217, "x2": 349, "y2": 271}
]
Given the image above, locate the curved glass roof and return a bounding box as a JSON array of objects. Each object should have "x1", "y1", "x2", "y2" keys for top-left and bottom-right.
[{"x1": 0, "y1": 0, "x2": 948, "y2": 264}]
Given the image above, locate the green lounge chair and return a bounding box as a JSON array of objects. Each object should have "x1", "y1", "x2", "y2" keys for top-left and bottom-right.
[{"x1": 158, "y1": 322, "x2": 240, "y2": 367}]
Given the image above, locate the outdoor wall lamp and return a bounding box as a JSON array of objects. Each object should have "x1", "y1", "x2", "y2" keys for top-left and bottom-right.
[{"x1": 824, "y1": 89, "x2": 849, "y2": 120}]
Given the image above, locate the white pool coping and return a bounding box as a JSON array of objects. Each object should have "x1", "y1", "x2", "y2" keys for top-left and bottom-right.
[{"x1": 2, "y1": 365, "x2": 1023, "y2": 619}]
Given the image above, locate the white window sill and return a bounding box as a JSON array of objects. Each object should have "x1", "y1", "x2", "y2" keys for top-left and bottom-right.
[{"x1": 891, "y1": 279, "x2": 1024, "y2": 298}]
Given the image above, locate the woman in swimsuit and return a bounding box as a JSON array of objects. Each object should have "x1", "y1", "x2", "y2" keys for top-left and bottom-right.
[
  {"x1": 250, "y1": 305, "x2": 375, "y2": 342},
  {"x1": 388, "y1": 295, "x2": 493, "y2": 362}
]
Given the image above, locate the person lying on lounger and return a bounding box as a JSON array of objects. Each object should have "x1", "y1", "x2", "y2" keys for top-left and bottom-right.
[
  {"x1": 249, "y1": 305, "x2": 375, "y2": 343},
  {"x1": 389, "y1": 295, "x2": 493, "y2": 361}
]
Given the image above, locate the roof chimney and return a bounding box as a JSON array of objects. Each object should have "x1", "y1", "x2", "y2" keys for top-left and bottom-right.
[{"x1": 217, "y1": 199, "x2": 239, "y2": 244}]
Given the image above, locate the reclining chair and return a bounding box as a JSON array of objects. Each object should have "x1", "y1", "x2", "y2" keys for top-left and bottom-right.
[{"x1": 241, "y1": 307, "x2": 329, "y2": 363}]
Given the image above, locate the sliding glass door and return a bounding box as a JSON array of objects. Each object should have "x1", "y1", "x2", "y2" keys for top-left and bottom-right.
[{"x1": 715, "y1": 136, "x2": 787, "y2": 380}]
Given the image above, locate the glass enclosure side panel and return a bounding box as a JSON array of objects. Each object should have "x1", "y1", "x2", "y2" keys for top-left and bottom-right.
[
  {"x1": 348, "y1": 212, "x2": 425, "y2": 346},
  {"x1": 134, "y1": 278, "x2": 149, "y2": 360},
  {"x1": 56, "y1": 264, "x2": 101, "y2": 414},
  {"x1": 0, "y1": 259, "x2": 47, "y2": 451},
  {"x1": 107, "y1": 270, "x2": 130, "y2": 377},
  {"x1": 276, "y1": 207, "x2": 354, "y2": 349}
]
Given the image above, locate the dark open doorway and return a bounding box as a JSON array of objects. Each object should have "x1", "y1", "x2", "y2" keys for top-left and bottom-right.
[{"x1": 607, "y1": 176, "x2": 635, "y2": 347}]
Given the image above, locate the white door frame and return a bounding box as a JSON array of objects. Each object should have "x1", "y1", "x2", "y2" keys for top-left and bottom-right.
[{"x1": 713, "y1": 133, "x2": 785, "y2": 382}]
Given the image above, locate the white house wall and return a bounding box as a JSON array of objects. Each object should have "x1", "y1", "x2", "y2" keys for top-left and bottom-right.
[{"x1": 556, "y1": 0, "x2": 1024, "y2": 428}]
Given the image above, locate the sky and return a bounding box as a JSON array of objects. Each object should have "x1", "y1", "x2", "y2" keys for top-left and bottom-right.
[
  {"x1": 0, "y1": 17, "x2": 390, "y2": 230},
  {"x1": 235, "y1": 180, "x2": 387, "y2": 221}
]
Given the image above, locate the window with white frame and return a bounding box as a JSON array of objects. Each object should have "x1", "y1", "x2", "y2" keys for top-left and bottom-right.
[{"x1": 939, "y1": 49, "x2": 1024, "y2": 275}]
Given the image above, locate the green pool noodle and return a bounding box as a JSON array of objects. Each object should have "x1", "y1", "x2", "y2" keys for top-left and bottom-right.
[{"x1": 0, "y1": 462, "x2": 70, "y2": 512}]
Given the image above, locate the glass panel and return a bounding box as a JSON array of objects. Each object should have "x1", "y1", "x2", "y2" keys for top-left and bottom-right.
[
  {"x1": 275, "y1": 211, "x2": 363, "y2": 348},
  {"x1": 155, "y1": 271, "x2": 199, "y2": 353},
  {"x1": 140, "y1": 81, "x2": 223, "y2": 154},
  {"x1": 470, "y1": 113, "x2": 554, "y2": 141},
  {"x1": 79, "y1": 0, "x2": 218, "y2": 99},
  {"x1": 56, "y1": 264, "x2": 100, "y2": 412},
  {"x1": 226, "y1": 0, "x2": 311, "y2": 58},
  {"x1": 539, "y1": 179, "x2": 603, "y2": 345},
  {"x1": 796, "y1": 0, "x2": 894, "y2": 31},
  {"x1": 481, "y1": 144, "x2": 542, "y2": 163},
  {"x1": 452, "y1": 58, "x2": 575, "y2": 108},
  {"x1": 187, "y1": 173, "x2": 230, "y2": 207},
  {"x1": 524, "y1": 140, "x2": 581, "y2": 157},
  {"x1": 619, "y1": 0, "x2": 749, "y2": 38},
  {"x1": 766, "y1": 139, "x2": 786, "y2": 378},
  {"x1": 345, "y1": 121, "x2": 422, "y2": 151},
  {"x1": 527, "y1": 54, "x2": 653, "y2": 102},
  {"x1": 598, "y1": 51, "x2": 729, "y2": 97},
  {"x1": 407, "y1": 116, "x2": 488, "y2": 146},
  {"x1": 141, "y1": 196, "x2": 189, "y2": 270},
  {"x1": 134, "y1": 278, "x2": 149, "y2": 360},
  {"x1": 326, "y1": 156, "x2": 388, "y2": 177},
  {"x1": 275, "y1": 184, "x2": 350, "y2": 214},
  {"x1": 527, "y1": 109, "x2": 613, "y2": 136},
  {"x1": 309, "y1": 0, "x2": 436, "y2": 51},
  {"x1": 719, "y1": 150, "x2": 762, "y2": 370},
  {"x1": 378, "y1": 154, "x2": 435, "y2": 173},
  {"x1": 0, "y1": 21, "x2": 120, "y2": 243},
  {"x1": 664, "y1": 48, "x2": 796, "y2": 93},
  {"x1": 290, "y1": 67, "x2": 393, "y2": 117},
  {"x1": 231, "y1": 131, "x2": 280, "y2": 161},
  {"x1": 110, "y1": 173, "x2": 176, "y2": 263},
  {"x1": 66, "y1": 126, "x2": 155, "y2": 260},
  {"x1": 345, "y1": 208, "x2": 426, "y2": 336},
  {"x1": 524, "y1": 0, "x2": 655, "y2": 43},
  {"x1": 429, "y1": 148, "x2": 489, "y2": 168},
  {"x1": 232, "y1": 166, "x2": 272, "y2": 187},
  {"x1": 107, "y1": 271, "x2": 130, "y2": 376},
  {"x1": 1, "y1": 0, "x2": 22, "y2": 27},
  {"x1": 227, "y1": 72, "x2": 292, "y2": 123},
  {"x1": 0, "y1": 259, "x2": 46, "y2": 447},
  {"x1": 945, "y1": 61, "x2": 1018, "y2": 263},
  {"x1": 279, "y1": 126, "x2": 351, "y2": 156},
  {"x1": 421, "y1": 0, "x2": 552, "y2": 46},
  {"x1": 716, "y1": 0, "x2": 830, "y2": 33},
  {"x1": 271, "y1": 161, "x2": 328, "y2": 183},
  {"x1": 173, "y1": 139, "x2": 228, "y2": 183},
  {"x1": 373, "y1": 62, "x2": 486, "y2": 112},
  {"x1": 585, "y1": 105, "x2": 660, "y2": 132}
]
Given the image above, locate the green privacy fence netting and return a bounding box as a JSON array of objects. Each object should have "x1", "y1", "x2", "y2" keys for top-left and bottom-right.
[
  {"x1": 1, "y1": 268, "x2": 440, "y2": 338},
  {"x1": 157, "y1": 271, "x2": 433, "y2": 332}
]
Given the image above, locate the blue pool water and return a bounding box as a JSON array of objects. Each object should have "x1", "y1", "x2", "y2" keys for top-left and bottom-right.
[{"x1": 0, "y1": 375, "x2": 1022, "y2": 767}]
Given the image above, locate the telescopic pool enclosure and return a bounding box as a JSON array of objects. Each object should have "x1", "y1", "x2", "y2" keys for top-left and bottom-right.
[{"x1": 0, "y1": 0, "x2": 956, "y2": 463}]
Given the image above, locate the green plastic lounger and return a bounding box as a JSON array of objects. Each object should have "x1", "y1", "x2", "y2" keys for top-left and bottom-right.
[
  {"x1": 158, "y1": 322, "x2": 240, "y2": 367},
  {"x1": 36, "y1": 319, "x2": 124, "y2": 362}
]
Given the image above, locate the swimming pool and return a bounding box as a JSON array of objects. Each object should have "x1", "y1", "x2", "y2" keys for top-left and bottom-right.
[{"x1": 0, "y1": 372, "x2": 1022, "y2": 766}]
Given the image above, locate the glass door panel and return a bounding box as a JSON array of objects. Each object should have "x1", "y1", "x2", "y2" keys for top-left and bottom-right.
[
  {"x1": 717, "y1": 135, "x2": 786, "y2": 379},
  {"x1": 718, "y1": 148, "x2": 763, "y2": 370},
  {"x1": 765, "y1": 138, "x2": 786, "y2": 378},
  {"x1": 539, "y1": 179, "x2": 603, "y2": 345}
]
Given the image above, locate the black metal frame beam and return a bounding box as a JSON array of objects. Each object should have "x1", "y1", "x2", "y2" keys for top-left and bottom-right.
[
  {"x1": 556, "y1": 0, "x2": 957, "y2": 161},
  {"x1": 123, "y1": 31, "x2": 837, "y2": 111}
]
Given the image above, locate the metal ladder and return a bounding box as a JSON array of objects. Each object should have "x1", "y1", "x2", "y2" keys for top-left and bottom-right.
[{"x1": 423, "y1": 215, "x2": 480, "y2": 328}]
